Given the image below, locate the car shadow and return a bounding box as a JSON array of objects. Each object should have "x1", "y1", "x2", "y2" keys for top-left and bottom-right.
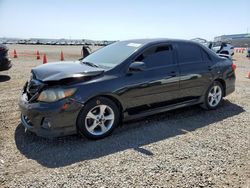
[
  {"x1": 15, "y1": 100, "x2": 244, "y2": 168},
  {"x1": 0, "y1": 75, "x2": 10, "y2": 82}
]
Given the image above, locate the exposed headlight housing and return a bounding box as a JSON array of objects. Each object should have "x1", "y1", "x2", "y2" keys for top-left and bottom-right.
[{"x1": 37, "y1": 88, "x2": 77, "y2": 102}]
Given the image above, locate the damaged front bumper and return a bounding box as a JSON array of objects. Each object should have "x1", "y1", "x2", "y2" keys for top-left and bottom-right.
[{"x1": 19, "y1": 93, "x2": 83, "y2": 138}]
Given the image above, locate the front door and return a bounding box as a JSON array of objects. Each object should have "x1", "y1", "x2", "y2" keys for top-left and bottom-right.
[{"x1": 120, "y1": 44, "x2": 180, "y2": 110}]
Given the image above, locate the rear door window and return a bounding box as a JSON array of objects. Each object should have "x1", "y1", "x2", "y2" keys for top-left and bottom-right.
[
  {"x1": 135, "y1": 44, "x2": 174, "y2": 69},
  {"x1": 177, "y1": 43, "x2": 202, "y2": 63}
]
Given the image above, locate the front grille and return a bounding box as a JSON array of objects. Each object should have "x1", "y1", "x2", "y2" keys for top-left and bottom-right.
[{"x1": 22, "y1": 115, "x2": 33, "y2": 127}]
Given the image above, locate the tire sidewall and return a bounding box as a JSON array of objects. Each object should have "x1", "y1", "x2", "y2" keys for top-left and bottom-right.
[{"x1": 77, "y1": 97, "x2": 120, "y2": 139}]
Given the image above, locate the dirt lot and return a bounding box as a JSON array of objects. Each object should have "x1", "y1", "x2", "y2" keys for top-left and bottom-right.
[{"x1": 0, "y1": 44, "x2": 250, "y2": 188}]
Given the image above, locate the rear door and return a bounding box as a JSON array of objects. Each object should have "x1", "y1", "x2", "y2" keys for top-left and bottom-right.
[
  {"x1": 176, "y1": 42, "x2": 213, "y2": 100},
  {"x1": 121, "y1": 43, "x2": 180, "y2": 109}
]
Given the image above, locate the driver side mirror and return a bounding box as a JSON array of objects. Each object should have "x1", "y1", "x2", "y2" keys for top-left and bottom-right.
[{"x1": 128, "y1": 61, "x2": 146, "y2": 72}]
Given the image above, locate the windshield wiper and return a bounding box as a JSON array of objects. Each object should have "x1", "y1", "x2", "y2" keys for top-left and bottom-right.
[{"x1": 82, "y1": 61, "x2": 99, "y2": 68}]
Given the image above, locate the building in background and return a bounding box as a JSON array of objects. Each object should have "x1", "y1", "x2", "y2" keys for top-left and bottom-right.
[{"x1": 214, "y1": 33, "x2": 250, "y2": 47}]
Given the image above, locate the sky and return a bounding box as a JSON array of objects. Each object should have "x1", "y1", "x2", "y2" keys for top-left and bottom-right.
[{"x1": 0, "y1": 0, "x2": 249, "y2": 41}]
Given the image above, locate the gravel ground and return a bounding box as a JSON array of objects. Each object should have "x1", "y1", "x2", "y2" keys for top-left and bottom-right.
[{"x1": 0, "y1": 45, "x2": 250, "y2": 188}]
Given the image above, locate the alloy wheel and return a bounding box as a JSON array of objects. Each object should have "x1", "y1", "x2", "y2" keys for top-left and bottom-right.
[
  {"x1": 208, "y1": 85, "x2": 222, "y2": 107},
  {"x1": 85, "y1": 105, "x2": 115, "y2": 136}
]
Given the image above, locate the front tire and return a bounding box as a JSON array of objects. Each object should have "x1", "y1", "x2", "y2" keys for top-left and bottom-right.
[
  {"x1": 77, "y1": 97, "x2": 120, "y2": 139},
  {"x1": 201, "y1": 81, "x2": 223, "y2": 110}
]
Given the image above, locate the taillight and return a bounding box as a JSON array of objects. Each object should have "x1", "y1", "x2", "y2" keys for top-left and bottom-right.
[{"x1": 232, "y1": 63, "x2": 236, "y2": 71}]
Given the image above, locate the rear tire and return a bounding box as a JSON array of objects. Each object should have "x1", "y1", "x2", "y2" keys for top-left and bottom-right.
[
  {"x1": 201, "y1": 81, "x2": 223, "y2": 110},
  {"x1": 77, "y1": 97, "x2": 120, "y2": 139}
]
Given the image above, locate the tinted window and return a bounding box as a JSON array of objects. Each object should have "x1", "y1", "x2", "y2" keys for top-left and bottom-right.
[
  {"x1": 178, "y1": 43, "x2": 202, "y2": 63},
  {"x1": 135, "y1": 45, "x2": 173, "y2": 69},
  {"x1": 201, "y1": 49, "x2": 211, "y2": 61}
]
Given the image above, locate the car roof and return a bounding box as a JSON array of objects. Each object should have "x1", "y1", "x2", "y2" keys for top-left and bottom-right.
[
  {"x1": 121, "y1": 38, "x2": 220, "y2": 60},
  {"x1": 122, "y1": 38, "x2": 200, "y2": 46}
]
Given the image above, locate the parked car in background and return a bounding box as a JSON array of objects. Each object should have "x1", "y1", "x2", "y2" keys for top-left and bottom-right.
[
  {"x1": 0, "y1": 44, "x2": 12, "y2": 71},
  {"x1": 247, "y1": 48, "x2": 250, "y2": 57},
  {"x1": 19, "y1": 39, "x2": 236, "y2": 139},
  {"x1": 191, "y1": 38, "x2": 234, "y2": 59},
  {"x1": 210, "y1": 42, "x2": 234, "y2": 58}
]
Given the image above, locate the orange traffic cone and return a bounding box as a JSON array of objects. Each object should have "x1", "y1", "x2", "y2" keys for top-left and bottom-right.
[
  {"x1": 247, "y1": 71, "x2": 250, "y2": 79},
  {"x1": 43, "y1": 54, "x2": 47, "y2": 64},
  {"x1": 36, "y1": 50, "x2": 40, "y2": 60},
  {"x1": 60, "y1": 51, "x2": 64, "y2": 61},
  {"x1": 13, "y1": 49, "x2": 17, "y2": 58}
]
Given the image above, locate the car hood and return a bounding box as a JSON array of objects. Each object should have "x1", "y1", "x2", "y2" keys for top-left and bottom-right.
[{"x1": 32, "y1": 61, "x2": 104, "y2": 82}]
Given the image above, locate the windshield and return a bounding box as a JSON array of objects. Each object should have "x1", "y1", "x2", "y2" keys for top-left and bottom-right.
[{"x1": 82, "y1": 41, "x2": 142, "y2": 68}]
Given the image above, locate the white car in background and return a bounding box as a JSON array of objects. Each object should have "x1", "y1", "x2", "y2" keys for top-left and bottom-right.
[
  {"x1": 210, "y1": 42, "x2": 234, "y2": 58},
  {"x1": 191, "y1": 38, "x2": 234, "y2": 59}
]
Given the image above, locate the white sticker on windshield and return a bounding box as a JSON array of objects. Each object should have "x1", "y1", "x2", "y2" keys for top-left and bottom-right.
[{"x1": 127, "y1": 43, "x2": 142, "y2": 48}]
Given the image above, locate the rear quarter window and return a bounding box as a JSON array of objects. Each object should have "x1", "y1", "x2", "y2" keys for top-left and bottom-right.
[
  {"x1": 177, "y1": 43, "x2": 202, "y2": 63},
  {"x1": 201, "y1": 49, "x2": 212, "y2": 61}
]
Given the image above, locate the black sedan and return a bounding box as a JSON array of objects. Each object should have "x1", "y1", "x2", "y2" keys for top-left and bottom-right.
[
  {"x1": 19, "y1": 39, "x2": 236, "y2": 139},
  {"x1": 0, "y1": 44, "x2": 12, "y2": 71}
]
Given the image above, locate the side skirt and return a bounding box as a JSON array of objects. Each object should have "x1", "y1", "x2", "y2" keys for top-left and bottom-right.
[{"x1": 123, "y1": 99, "x2": 201, "y2": 122}]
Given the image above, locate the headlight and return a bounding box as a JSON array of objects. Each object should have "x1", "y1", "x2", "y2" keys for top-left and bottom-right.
[{"x1": 37, "y1": 88, "x2": 77, "y2": 102}]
